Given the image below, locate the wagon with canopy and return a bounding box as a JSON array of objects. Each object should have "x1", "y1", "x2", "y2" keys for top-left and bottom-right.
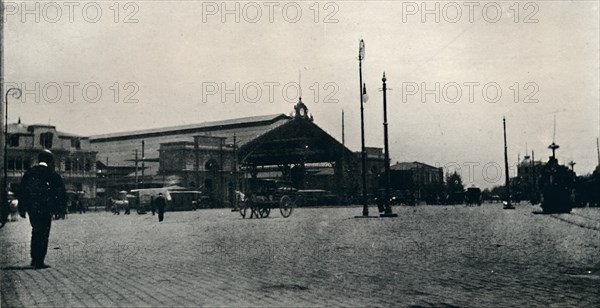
[{"x1": 240, "y1": 179, "x2": 296, "y2": 219}]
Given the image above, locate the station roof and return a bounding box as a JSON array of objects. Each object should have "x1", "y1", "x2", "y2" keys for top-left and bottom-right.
[
  {"x1": 90, "y1": 113, "x2": 293, "y2": 170},
  {"x1": 391, "y1": 161, "x2": 441, "y2": 171},
  {"x1": 90, "y1": 114, "x2": 290, "y2": 144},
  {"x1": 90, "y1": 111, "x2": 353, "y2": 174},
  {"x1": 239, "y1": 118, "x2": 354, "y2": 165}
]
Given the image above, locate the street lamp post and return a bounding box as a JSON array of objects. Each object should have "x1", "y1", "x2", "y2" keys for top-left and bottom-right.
[
  {"x1": 2, "y1": 87, "x2": 22, "y2": 224},
  {"x1": 380, "y1": 73, "x2": 397, "y2": 217},
  {"x1": 358, "y1": 39, "x2": 369, "y2": 217}
]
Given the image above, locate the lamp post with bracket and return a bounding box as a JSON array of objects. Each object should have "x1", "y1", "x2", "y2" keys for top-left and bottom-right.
[{"x1": 2, "y1": 87, "x2": 22, "y2": 225}]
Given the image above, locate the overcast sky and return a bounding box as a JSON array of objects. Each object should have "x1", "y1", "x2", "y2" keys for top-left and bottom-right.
[{"x1": 4, "y1": 0, "x2": 599, "y2": 188}]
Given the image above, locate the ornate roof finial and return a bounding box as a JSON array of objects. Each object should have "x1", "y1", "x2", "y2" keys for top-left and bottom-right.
[{"x1": 293, "y1": 97, "x2": 313, "y2": 121}]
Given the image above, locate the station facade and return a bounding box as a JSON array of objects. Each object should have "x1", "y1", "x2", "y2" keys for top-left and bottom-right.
[{"x1": 90, "y1": 102, "x2": 365, "y2": 206}]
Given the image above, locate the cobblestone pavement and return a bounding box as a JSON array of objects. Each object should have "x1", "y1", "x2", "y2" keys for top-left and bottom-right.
[{"x1": 2, "y1": 204, "x2": 599, "y2": 307}]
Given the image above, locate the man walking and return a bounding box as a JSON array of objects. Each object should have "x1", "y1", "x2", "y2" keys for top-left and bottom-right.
[
  {"x1": 18, "y1": 150, "x2": 67, "y2": 269},
  {"x1": 150, "y1": 196, "x2": 156, "y2": 215},
  {"x1": 155, "y1": 192, "x2": 167, "y2": 222}
]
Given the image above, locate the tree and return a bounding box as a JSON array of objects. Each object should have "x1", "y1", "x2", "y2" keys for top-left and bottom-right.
[
  {"x1": 445, "y1": 172, "x2": 464, "y2": 192},
  {"x1": 444, "y1": 172, "x2": 464, "y2": 204}
]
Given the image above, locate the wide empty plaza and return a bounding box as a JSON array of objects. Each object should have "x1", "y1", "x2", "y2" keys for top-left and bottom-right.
[{"x1": 1, "y1": 205, "x2": 599, "y2": 307}]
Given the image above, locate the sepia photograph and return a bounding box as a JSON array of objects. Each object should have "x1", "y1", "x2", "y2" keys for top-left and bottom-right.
[{"x1": 1, "y1": 1, "x2": 599, "y2": 307}]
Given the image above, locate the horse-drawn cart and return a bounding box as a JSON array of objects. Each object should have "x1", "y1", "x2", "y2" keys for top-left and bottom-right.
[{"x1": 240, "y1": 179, "x2": 297, "y2": 219}]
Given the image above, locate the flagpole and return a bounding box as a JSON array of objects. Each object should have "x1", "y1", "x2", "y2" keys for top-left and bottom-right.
[{"x1": 358, "y1": 39, "x2": 368, "y2": 217}]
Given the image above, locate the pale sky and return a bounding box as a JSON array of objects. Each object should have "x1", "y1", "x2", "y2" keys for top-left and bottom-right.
[{"x1": 4, "y1": 0, "x2": 599, "y2": 188}]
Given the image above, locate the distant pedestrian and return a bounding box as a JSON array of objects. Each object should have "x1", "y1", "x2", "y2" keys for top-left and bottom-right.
[
  {"x1": 18, "y1": 150, "x2": 67, "y2": 269},
  {"x1": 376, "y1": 192, "x2": 385, "y2": 213},
  {"x1": 150, "y1": 196, "x2": 156, "y2": 215},
  {"x1": 155, "y1": 193, "x2": 167, "y2": 222}
]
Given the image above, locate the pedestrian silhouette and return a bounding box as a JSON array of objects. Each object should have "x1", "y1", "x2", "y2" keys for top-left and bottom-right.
[
  {"x1": 155, "y1": 193, "x2": 167, "y2": 222},
  {"x1": 17, "y1": 150, "x2": 67, "y2": 269},
  {"x1": 150, "y1": 196, "x2": 156, "y2": 215}
]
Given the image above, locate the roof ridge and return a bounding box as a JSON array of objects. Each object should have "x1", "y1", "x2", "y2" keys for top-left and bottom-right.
[
  {"x1": 7, "y1": 122, "x2": 84, "y2": 138},
  {"x1": 89, "y1": 113, "x2": 289, "y2": 140}
]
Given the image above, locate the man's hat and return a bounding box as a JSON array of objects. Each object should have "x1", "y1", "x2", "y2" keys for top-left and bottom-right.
[{"x1": 38, "y1": 149, "x2": 54, "y2": 164}]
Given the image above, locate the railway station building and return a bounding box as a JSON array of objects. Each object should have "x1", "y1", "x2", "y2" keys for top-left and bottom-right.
[{"x1": 90, "y1": 101, "x2": 363, "y2": 206}]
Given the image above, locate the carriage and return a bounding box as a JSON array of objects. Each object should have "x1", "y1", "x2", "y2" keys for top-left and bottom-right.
[
  {"x1": 240, "y1": 179, "x2": 296, "y2": 219},
  {"x1": 465, "y1": 187, "x2": 482, "y2": 206}
]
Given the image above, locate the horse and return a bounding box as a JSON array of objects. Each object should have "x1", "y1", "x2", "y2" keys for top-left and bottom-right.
[
  {"x1": 111, "y1": 198, "x2": 129, "y2": 215},
  {"x1": 8, "y1": 199, "x2": 19, "y2": 221}
]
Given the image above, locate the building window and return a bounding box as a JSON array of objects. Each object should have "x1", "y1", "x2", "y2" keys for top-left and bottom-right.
[
  {"x1": 71, "y1": 138, "x2": 81, "y2": 149},
  {"x1": 40, "y1": 132, "x2": 53, "y2": 148},
  {"x1": 8, "y1": 135, "x2": 19, "y2": 147},
  {"x1": 84, "y1": 158, "x2": 91, "y2": 172},
  {"x1": 65, "y1": 158, "x2": 72, "y2": 171},
  {"x1": 7, "y1": 157, "x2": 29, "y2": 171},
  {"x1": 7, "y1": 158, "x2": 15, "y2": 171}
]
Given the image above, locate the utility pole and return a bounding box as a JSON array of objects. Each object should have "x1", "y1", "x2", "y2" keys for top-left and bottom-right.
[
  {"x1": 194, "y1": 136, "x2": 200, "y2": 190},
  {"x1": 232, "y1": 134, "x2": 238, "y2": 211},
  {"x1": 134, "y1": 149, "x2": 139, "y2": 189},
  {"x1": 503, "y1": 117, "x2": 514, "y2": 209},
  {"x1": 596, "y1": 138, "x2": 599, "y2": 167},
  {"x1": 141, "y1": 140, "x2": 145, "y2": 189},
  {"x1": 531, "y1": 149, "x2": 536, "y2": 202},
  {"x1": 341, "y1": 110, "x2": 345, "y2": 202},
  {"x1": 549, "y1": 114, "x2": 559, "y2": 159},
  {"x1": 219, "y1": 138, "x2": 224, "y2": 207}
]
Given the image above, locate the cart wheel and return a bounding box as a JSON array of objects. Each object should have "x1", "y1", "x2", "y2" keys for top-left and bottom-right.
[
  {"x1": 279, "y1": 195, "x2": 293, "y2": 218},
  {"x1": 259, "y1": 207, "x2": 271, "y2": 218}
]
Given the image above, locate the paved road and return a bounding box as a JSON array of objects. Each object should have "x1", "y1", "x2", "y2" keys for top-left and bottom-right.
[{"x1": 1, "y1": 204, "x2": 599, "y2": 307}]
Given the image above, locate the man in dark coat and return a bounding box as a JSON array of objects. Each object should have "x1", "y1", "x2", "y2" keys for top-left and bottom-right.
[
  {"x1": 150, "y1": 196, "x2": 156, "y2": 215},
  {"x1": 155, "y1": 193, "x2": 167, "y2": 222},
  {"x1": 18, "y1": 150, "x2": 67, "y2": 269}
]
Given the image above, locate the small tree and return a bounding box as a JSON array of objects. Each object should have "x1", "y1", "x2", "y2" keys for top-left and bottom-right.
[{"x1": 445, "y1": 172, "x2": 465, "y2": 204}]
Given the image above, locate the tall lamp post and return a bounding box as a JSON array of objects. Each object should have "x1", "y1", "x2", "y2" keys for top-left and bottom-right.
[
  {"x1": 358, "y1": 39, "x2": 369, "y2": 217},
  {"x1": 2, "y1": 88, "x2": 22, "y2": 223},
  {"x1": 380, "y1": 73, "x2": 397, "y2": 217}
]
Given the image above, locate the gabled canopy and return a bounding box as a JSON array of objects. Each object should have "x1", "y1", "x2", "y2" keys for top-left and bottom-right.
[{"x1": 239, "y1": 118, "x2": 353, "y2": 166}]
